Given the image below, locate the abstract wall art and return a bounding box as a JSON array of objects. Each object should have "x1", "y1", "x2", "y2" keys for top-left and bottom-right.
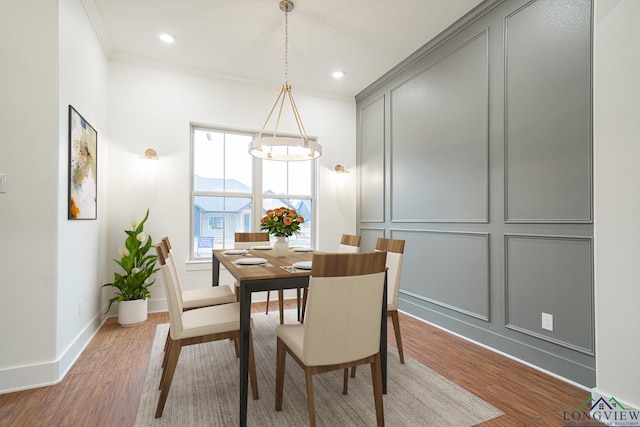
[{"x1": 68, "y1": 105, "x2": 97, "y2": 220}]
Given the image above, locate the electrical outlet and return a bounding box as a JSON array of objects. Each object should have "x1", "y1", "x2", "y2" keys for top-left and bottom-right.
[{"x1": 542, "y1": 312, "x2": 553, "y2": 331}]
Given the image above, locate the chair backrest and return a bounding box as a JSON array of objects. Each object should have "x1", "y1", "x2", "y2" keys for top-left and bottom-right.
[
  {"x1": 303, "y1": 251, "x2": 387, "y2": 366},
  {"x1": 375, "y1": 238, "x2": 405, "y2": 307},
  {"x1": 161, "y1": 237, "x2": 186, "y2": 294},
  {"x1": 156, "y1": 243, "x2": 185, "y2": 339},
  {"x1": 338, "y1": 234, "x2": 361, "y2": 253},
  {"x1": 234, "y1": 232, "x2": 270, "y2": 249}
]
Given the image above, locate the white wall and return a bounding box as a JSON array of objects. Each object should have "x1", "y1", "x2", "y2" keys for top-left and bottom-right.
[
  {"x1": 0, "y1": 0, "x2": 109, "y2": 392},
  {"x1": 0, "y1": 1, "x2": 60, "y2": 391},
  {"x1": 57, "y1": 0, "x2": 109, "y2": 376},
  {"x1": 105, "y1": 62, "x2": 357, "y2": 311},
  {"x1": 593, "y1": 0, "x2": 640, "y2": 409}
]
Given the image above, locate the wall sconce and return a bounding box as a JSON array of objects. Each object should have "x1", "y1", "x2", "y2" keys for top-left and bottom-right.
[
  {"x1": 140, "y1": 148, "x2": 159, "y2": 160},
  {"x1": 334, "y1": 164, "x2": 350, "y2": 174}
]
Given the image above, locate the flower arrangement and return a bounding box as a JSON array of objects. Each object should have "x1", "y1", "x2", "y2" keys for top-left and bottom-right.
[
  {"x1": 260, "y1": 207, "x2": 305, "y2": 237},
  {"x1": 103, "y1": 209, "x2": 159, "y2": 313}
]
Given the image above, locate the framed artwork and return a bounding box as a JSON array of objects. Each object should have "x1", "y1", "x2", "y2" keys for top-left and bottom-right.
[{"x1": 68, "y1": 105, "x2": 97, "y2": 220}]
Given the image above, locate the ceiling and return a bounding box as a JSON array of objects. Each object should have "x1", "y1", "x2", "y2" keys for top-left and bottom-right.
[{"x1": 88, "y1": 0, "x2": 485, "y2": 98}]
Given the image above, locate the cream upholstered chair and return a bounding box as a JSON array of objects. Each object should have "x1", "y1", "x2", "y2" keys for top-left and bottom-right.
[
  {"x1": 154, "y1": 243, "x2": 258, "y2": 418},
  {"x1": 349, "y1": 237, "x2": 406, "y2": 382},
  {"x1": 232, "y1": 232, "x2": 286, "y2": 318},
  {"x1": 299, "y1": 233, "x2": 362, "y2": 323},
  {"x1": 338, "y1": 234, "x2": 361, "y2": 253},
  {"x1": 159, "y1": 237, "x2": 238, "y2": 361},
  {"x1": 275, "y1": 252, "x2": 387, "y2": 427},
  {"x1": 161, "y1": 237, "x2": 236, "y2": 309},
  {"x1": 376, "y1": 237, "x2": 406, "y2": 364}
]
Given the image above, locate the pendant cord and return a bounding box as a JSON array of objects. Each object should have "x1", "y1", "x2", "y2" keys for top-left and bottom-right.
[{"x1": 284, "y1": 8, "x2": 289, "y2": 86}]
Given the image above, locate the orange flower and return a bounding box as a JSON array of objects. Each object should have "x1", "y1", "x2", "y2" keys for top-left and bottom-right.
[
  {"x1": 297, "y1": 216, "x2": 304, "y2": 224},
  {"x1": 283, "y1": 216, "x2": 293, "y2": 225}
]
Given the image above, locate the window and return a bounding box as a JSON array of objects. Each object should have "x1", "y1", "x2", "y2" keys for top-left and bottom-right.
[{"x1": 191, "y1": 126, "x2": 316, "y2": 259}]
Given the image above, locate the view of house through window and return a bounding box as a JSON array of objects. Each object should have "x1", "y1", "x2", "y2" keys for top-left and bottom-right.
[{"x1": 191, "y1": 126, "x2": 315, "y2": 259}]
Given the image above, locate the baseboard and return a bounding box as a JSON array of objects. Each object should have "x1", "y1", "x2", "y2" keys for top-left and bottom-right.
[
  {"x1": 400, "y1": 308, "x2": 593, "y2": 392},
  {"x1": 0, "y1": 312, "x2": 106, "y2": 394}
]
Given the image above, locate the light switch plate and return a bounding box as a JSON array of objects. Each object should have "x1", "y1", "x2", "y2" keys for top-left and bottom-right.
[{"x1": 0, "y1": 174, "x2": 6, "y2": 193}]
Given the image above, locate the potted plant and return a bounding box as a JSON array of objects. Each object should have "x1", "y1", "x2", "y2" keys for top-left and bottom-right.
[
  {"x1": 260, "y1": 207, "x2": 304, "y2": 257},
  {"x1": 103, "y1": 209, "x2": 159, "y2": 326}
]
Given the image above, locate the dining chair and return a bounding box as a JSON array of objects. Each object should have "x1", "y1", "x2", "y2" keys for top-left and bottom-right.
[
  {"x1": 162, "y1": 237, "x2": 236, "y2": 309},
  {"x1": 348, "y1": 237, "x2": 406, "y2": 383},
  {"x1": 159, "y1": 237, "x2": 238, "y2": 361},
  {"x1": 275, "y1": 251, "x2": 387, "y2": 427},
  {"x1": 299, "y1": 233, "x2": 362, "y2": 323},
  {"x1": 232, "y1": 232, "x2": 288, "y2": 321},
  {"x1": 154, "y1": 243, "x2": 259, "y2": 418},
  {"x1": 376, "y1": 237, "x2": 406, "y2": 364},
  {"x1": 338, "y1": 234, "x2": 361, "y2": 253}
]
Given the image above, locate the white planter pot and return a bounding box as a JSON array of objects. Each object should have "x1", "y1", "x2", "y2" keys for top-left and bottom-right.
[
  {"x1": 118, "y1": 299, "x2": 148, "y2": 327},
  {"x1": 273, "y1": 236, "x2": 289, "y2": 257}
]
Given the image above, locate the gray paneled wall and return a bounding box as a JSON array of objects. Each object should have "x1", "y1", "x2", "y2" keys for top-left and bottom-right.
[
  {"x1": 505, "y1": 0, "x2": 592, "y2": 222},
  {"x1": 359, "y1": 96, "x2": 386, "y2": 223},
  {"x1": 391, "y1": 31, "x2": 489, "y2": 222},
  {"x1": 356, "y1": 0, "x2": 594, "y2": 386}
]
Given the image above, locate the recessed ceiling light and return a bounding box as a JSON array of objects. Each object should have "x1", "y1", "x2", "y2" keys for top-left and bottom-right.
[
  {"x1": 159, "y1": 33, "x2": 176, "y2": 43},
  {"x1": 332, "y1": 70, "x2": 345, "y2": 79}
]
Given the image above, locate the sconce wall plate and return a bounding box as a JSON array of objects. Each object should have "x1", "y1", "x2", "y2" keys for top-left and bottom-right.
[
  {"x1": 334, "y1": 164, "x2": 349, "y2": 174},
  {"x1": 141, "y1": 148, "x2": 159, "y2": 160}
]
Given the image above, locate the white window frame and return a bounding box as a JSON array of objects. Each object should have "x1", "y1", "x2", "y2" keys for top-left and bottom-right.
[{"x1": 189, "y1": 124, "x2": 317, "y2": 261}]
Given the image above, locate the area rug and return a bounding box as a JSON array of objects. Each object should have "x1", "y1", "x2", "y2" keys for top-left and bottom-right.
[{"x1": 135, "y1": 310, "x2": 503, "y2": 426}]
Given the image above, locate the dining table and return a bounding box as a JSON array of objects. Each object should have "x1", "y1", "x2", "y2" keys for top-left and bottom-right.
[{"x1": 212, "y1": 247, "x2": 388, "y2": 427}]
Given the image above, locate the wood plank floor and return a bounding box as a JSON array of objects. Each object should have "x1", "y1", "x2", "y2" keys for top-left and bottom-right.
[{"x1": 0, "y1": 300, "x2": 594, "y2": 427}]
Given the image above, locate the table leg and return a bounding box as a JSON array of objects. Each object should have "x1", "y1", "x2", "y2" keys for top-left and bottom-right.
[
  {"x1": 278, "y1": 289, "x2": 284, "y2": 325},
  {"x1": 212, "y1": 256, "x2": 220, "y2": 286},
  {"x1": 381, "y1": 272, "x2": 387, "y2": 394},
  {"x1": 239, "y1": 282, "x2": 251, "y2": 427}
]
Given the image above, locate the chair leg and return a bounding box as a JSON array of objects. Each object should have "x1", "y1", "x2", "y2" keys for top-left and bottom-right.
[
  {"x1": 370, "y1": 354, "x2": 385, "y2": 427},
  {"x1": 275, "y1": 337, "x2": 286, "y2": 411},
  {"x1": 350, "y1": 366, "x2": 356, "y2": 378},
  {"x1": 390, "y1": 310, "x2": 405, "y2": 364},
  {"x1": 163, "y1": 328, "x2": 170, "y2": 353},
  {"x1": 233, "y1": 337, "x2": 240, "y2": 358},
  {"x1": 305, "y1": 368, "x2": 317, "y2": 427},
  {"x1": 249, "y1": 331, "x2": 259, "y2": 400},
  {"x1": 265, "y1": 291, "x2": 271, "y2": 314},
  {"x1": 342, "y1": 368, "x2": 349, "y2": 395},
  {"x1": 156, "y1": 341, "x2": 182, "y2": 418},
  {"x1": 162, "y1": 333, "x2": 172, "y2": 369},
  {"x1": 159, "y1": 339, "x2": 172, "y2": 391},
  {"x1": 278, "y1": 289, "x2": 284, "y2": 325}
]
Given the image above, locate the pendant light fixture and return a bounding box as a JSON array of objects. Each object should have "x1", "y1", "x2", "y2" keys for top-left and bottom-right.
[{"x1": 248, "y1": 0, "x2": 322, "y2": 161}]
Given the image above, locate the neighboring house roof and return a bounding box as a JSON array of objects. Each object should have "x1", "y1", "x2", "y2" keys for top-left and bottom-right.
[
  {"x1": 195, "y1": 196, "x2": 251, "y2": 213},
  {"x1": 194, "y1": 176, "x2": 252, "y2": 213},
  {"x1": 194, "y1": 175, "x2": 312, "y2": 218},
  {"x1": 194, "y1": 176, "x2": 250, "y2": 192}
]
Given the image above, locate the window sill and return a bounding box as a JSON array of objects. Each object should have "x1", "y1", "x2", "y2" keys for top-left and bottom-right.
[{"x1": 185, "y1": 260, "x2": 213, "y2": 271}]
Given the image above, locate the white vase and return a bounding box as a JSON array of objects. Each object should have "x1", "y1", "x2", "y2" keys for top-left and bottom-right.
[
  {"x1": 273, "y1": 236, "x2": 289, "y2": 257},
  {"x1": 118, "y1": 299, "x2": 148, "y2": 327}
]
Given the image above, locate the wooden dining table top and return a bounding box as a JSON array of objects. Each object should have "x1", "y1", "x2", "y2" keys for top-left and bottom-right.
[{"x1": 213, "y1": 248, "x2": 316, "y2": 281}]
